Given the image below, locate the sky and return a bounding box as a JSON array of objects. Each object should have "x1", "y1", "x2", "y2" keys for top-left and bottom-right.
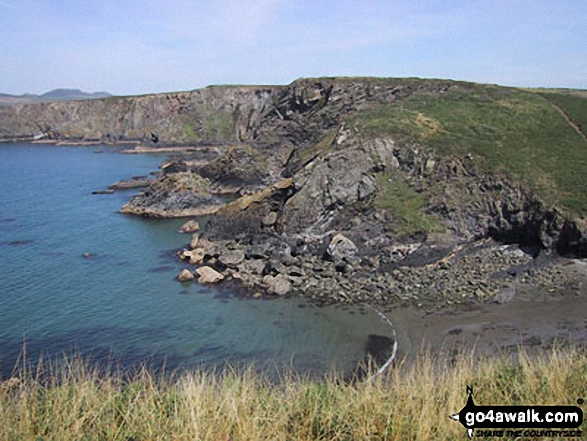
[{"x1": 0, "y1": 0, "x2": 586, "y2": 96}]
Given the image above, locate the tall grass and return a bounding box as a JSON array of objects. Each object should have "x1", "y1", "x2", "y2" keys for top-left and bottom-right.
[{"x1": 1, "y1": 348, "x2": 585, "y2": 440}]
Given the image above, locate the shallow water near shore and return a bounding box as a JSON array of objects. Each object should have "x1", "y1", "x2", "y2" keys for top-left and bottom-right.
[{"x1": 0, "y1": 143, "x2": 393, "y2": 379}]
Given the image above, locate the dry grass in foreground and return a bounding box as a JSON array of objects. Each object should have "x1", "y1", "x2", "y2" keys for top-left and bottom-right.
[{"x1": 0, "y1": 348, "x2": 585, "y2": 440}]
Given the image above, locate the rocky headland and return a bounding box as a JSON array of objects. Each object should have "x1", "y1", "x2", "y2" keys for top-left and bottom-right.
[{"x1": 2, "y1": 77, "x2": 587, "y2": 354}]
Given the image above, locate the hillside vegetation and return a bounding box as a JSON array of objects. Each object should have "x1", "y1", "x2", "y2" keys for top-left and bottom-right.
[{"x1": 349, "y1": 84, "x2": 587, "y2": 216}]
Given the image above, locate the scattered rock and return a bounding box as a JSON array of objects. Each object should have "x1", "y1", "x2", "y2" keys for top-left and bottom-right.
[
  {"x1": 239, "y1": 259, "x2": 266, "y2": 275},
  {"x1": 179, "y1": 220, "x2": 200, "y2": 234},
  {"x1": 92, "y1": 189, "x2": 115, "y2": 195},
  {"x1": 326, "y1": 234, "x2": 358, "y2": 264},
  {"x1": 196, "y1": 266, "x2": 225, "y2": 283},
  {"x1": 189, "y1": 232, "x2": 201, "y2": 250},
  {"x1": 178, "y1": 269, "x2": 195, "y2": 282},
  {"x1": 262, "y1": 212, "x2": 278, "y2": 227},
  {"x1": 219, "y1": 249, "x2": 245, "y2": 267},
  {"x1": 179, "y1": 249, "x2": 205, "y2": 264},
  {"x1": 263, "y1": 274, "x2": 291, "y2": 295}
]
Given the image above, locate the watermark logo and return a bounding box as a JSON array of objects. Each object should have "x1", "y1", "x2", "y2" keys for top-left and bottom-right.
[{"x1": 450, "y1": 386, "x2": 583, "y2": 438}]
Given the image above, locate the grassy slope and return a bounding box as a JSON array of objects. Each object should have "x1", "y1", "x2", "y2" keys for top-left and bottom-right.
[
  {"x1": 540, "y1": 92, "x2": 587, "y2": 139},
  {"x1": 348, "y1": 82, "x2": 587, "y2": 216},
  {"x1": 1, "y1": 349, "x2": 585, "y2": 440}
]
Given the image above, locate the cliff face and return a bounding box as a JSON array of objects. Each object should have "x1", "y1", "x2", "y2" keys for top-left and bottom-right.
[
  {"x1": 0, "y1": 78, "x2": 455, "y2": 148},
  {"x1": 2, "y1": 77, "x2": 587, "y2": 306},
  {"x1": 2, "y1": 77, "x2": 586, "y2": 259},
  {"x1": 0, "y1": 85, "x2": 282, "y2": 144}
]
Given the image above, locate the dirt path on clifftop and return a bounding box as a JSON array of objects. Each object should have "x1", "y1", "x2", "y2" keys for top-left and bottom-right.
[
  {"x1": 547, "y1": 100, "x2": 587, "y2": 144},
  {"x1": 386, "y1": 259, "x2": 587, "y2": 360}
]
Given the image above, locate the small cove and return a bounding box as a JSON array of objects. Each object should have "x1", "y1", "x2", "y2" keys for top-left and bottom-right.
[{"x1": 0, "y1": 143, "x2": 394, "y2": 378}]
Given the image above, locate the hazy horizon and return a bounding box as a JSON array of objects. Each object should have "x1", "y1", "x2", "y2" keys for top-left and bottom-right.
[{"x1": 1, "y1": 0, "x2": 586, "y2": 96}]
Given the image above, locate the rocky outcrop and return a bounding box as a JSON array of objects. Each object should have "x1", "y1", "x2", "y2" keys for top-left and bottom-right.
[
  {"x1": 108, "y1": 177, "x2": 153, "y2": 190},
  {"x1": 179, "y1": 220, "x2": 200, "y2": 234},
  {"x1": 121, "y1": 171, "x2": 223, "y2": 218}
]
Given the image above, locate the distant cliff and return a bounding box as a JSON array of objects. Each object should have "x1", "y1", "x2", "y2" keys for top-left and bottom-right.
[
  {"x1": 0, "y1": 85, "x2": 281, "y2": 144},
  {"x1": 0, "y1": 89, "x2": 111, "y2": 106}
]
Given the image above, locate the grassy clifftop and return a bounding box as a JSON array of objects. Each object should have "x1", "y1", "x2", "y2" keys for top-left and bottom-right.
[{"x1": 348, "y1": 83, "x2": 587, "y2": 216}]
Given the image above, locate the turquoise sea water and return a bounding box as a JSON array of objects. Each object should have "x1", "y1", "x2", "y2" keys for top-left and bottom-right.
[{"x1": 0, "y1": 143, "x2": 392, "y2": 378}]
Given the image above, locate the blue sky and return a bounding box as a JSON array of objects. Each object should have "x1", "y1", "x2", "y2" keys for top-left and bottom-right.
[{"x1": 1, "y1": 0, "x2": 585, "y2": 95}]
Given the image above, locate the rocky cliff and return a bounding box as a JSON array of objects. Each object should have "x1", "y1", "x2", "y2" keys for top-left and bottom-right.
[{"x1": 2, "y1": 77, "x2": 586, "y2": 306}]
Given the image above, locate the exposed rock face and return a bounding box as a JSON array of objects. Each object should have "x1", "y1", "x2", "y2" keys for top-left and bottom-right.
[
  {"x1": 0, "y1": 85, "x2": 281, "y2": 144},
  {"x1": 121, "y1": 172, "x2": 223, "y2": 218},
  {"x1": 3, "y1": 76, "x2": 587, "y2": 306}
]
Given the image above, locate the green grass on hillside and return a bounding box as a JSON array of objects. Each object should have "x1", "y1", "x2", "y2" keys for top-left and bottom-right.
[
  {"x1": 540, "y1": 92, "x2": 587, "y2": 139},
  {"x1": 1, "y1": 348, "x2": 585, "y2": 440},
  {"x1": 375, "y1": 173, "x2": 444, "y2": 236},
  {"x1": 349, "y1": 85, "x2": 587, "y2": 216}
]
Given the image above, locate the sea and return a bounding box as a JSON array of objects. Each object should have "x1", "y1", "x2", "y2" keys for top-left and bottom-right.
[{"x1": 0, "y1": 143, "x2": 393, "y2": 378}]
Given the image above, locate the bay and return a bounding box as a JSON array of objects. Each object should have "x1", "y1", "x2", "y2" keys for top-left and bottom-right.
[{"x1": 0, "y1": 143, "x2": 393, "y2": 378}]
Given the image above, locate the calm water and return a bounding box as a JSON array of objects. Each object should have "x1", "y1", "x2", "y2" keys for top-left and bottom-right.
[{"x1": 0, "y1": 143, "x2": 393, "y2": 378}]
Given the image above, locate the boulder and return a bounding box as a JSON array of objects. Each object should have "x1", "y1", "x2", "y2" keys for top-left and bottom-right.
[
  {"x1": 262, "y1": 211, "x2": 278, "y2": 227},
  {"x1": 178, "y1": 269, "x2": 195, "y2": 282},
  {"x1": 326, "y1": 234, "x2": 358, "y2": 264},
  {"x1": 188, "y1": 232, "x2": 201, "y2": 250},
  {"x1": 238, "y1": 259, "x2": 266, "y2": 275},
  {"x1": 219, "y1": 249, "x2": 245, "y2": 267},
  {"x1": 179, "y1": 249, "x2": 206, "y2": 265},
  {"x1": 196, "y1": 266, "x2": 225, "y2": 283},
  {"x1": 263, "y1": 274, "x2": 291, "y2": 295},
  {"x1": 179, "y1": 220, "x2": 200, "y2": 234}
]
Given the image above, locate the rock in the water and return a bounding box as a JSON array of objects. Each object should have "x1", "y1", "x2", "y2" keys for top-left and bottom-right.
[
  {"x1": 238, "y1": 259, "x2": 266, "y2": 275},
  {"x1": 179, "y1": 220, "x2": 200, "y2": 234},
  {"x1": 179, "y1": 249, "x2": 206, "y2": 264},
  {"x1": 262, "y1": 211, "x2": 278, "y2": 227},
  {"x1": 219, "y1": 249, "x2": 245, "y2": 267},
  {"x1": 326, "y1": 234, "x2": 358, "y2": 264},
  {"x1": 263, "y1": 274, "x2": 291, "y2": 295},
  {"x1": 82, "y1": 252, "x2": 91, "y2": 258},
  {"x1": 178, "y1": 269, "x2": 195, "y2": 282},
  {"x1": 189, "y1": 232, "x2": 201, "y2": 250},
  {"x1": 196, "y1": 266, "x2": 225, "y2": 283}
]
